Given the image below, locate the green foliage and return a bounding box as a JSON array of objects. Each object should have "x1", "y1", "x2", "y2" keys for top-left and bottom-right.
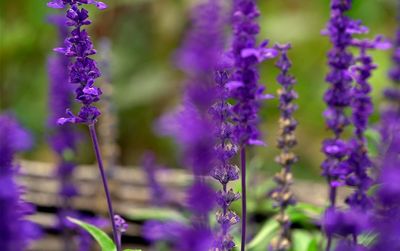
[
  {"x1": 67, "y1": 217, "x2": 142, "y2": 251},
  {"x1": 365, "y1": 128, "x2": 381, "y2": 158},
  {"x1": 125, "y1": 207, "x2": 186, "y2": 222},
  {"x1": 67, "y1": 217, "x2": 116, "y2": 251}
]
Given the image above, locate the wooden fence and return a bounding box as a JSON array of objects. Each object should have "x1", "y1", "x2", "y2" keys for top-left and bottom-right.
[{"x1": 19, "y1": 160, "x2": 346, "y2": 251}]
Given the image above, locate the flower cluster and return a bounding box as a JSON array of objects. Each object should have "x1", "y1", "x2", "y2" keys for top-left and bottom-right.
[
  {"x1": 0, "y1": 114, "x2": 41, "y2": 251},
  {"x1": 47, "y1": 0, "x2": 107, "y2": 125},
  {"x1": 229, "y1": 2, "x2": 277, "y2": 249},
  {"x1": 345, "y1": 37, "x2": 390, "y2": 211},
  {"x1": 269, "y1": 44, "x2": 298, "y2": 251},
  {"x1": 210, "y1": 58, "x2": 241, "y2": 250},
  {"x1": 321, "y1": 0, "x2": 366, "y2": 207},
  {"x1": 230, "y1": 0, "x2": 277, "y2": 147}
]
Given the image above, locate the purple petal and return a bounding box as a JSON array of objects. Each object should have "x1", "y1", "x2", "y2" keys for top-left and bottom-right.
[
  {"x1": 47, "y1": 0, "x2": 65, "y2": 9},
  {"x1": 226, "y1": 81, "x2": 244, "y2": 91}
]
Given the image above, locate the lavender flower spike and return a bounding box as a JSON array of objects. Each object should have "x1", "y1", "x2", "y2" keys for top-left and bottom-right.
[
  {"x1": 320, "y1": 1, "x2": 368, "y2": 249},
  {"x1": 0, "y1": 114, "x2": 41, "y2": 251},
  {"x1": 47, "y1": 1, "x2": 121, "y2": 250},
  {"x1": 230, "y1": 1, "x2": 277, "y2": 250},
  {"x1": 345, "y1": 37, "x2": 390, "y2": 212},
  {"x1": 269, "y1": 44, "x2": 298, "y2": 251},
  {"x1": 210, "y1": 57, "x2": 241, "y2": 250}
]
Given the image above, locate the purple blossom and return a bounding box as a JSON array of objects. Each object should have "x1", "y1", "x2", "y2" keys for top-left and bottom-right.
[
  {"x1": 344, "y1": 37, "x2": 390, "y2": 211},
  {"x1": 229, "y1": 2, "x2": 277, "y2": 250},
  {"x1": 47, "y1": 2, "x2": 122, "y2": 250},
  {"x1": 269, "y1": 44, "x2": 297, "y2": 251},
  {"x1": 48, "y1": 1, "x2": 106, "y2": 125},
  {"x1": 321, "y1": 1, "x2": 361, "y2": 204},
  {"x1": 209, "y1": 57, "x2": 241, "y2": 250},
  {"x1": 230, "y1": 0, "x2": 277, "y2": 146},
  {"x1": 0, "y1": 114, "x2": 41, "y2": 251},
  {"x1": 320, "y1": 1, "x2": 388, "y2": 249}
]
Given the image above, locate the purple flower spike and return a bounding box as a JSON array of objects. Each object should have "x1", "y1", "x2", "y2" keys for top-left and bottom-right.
[
  {"x1": 49, "y1": 0, "x2": 106, "y2": 125},
  {"x1": 230, "y1": 2, "x2": 277, "y2": 250},
  {"x1": 344, "y1": 38, "x2": 389, "y2": 212},
  {"x1": 0, "y1": 114, "x2": 41, "y2": 251},
  {"x1": 268, "y1": 44, "x2": 297, "y2": 251},
  {"x1": 320, "y1": 0, "x2": 388, "y2": 249},
  {"x1": 211, "y1": 55, "x2": 241, "y2": 251},
  {"x1": 230, "y1": 1, "x2": 277, "y2": 146}
]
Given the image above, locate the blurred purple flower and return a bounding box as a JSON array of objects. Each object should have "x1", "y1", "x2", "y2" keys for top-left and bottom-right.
[{"x1": 0, "y1": 114, "x2": 41, "y2": 251}]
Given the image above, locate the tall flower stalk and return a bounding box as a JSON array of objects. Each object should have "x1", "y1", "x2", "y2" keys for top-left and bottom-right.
[
  {"x1": 321, "y1": 1, "x2": 366, "y2": 249},
  {"x1": 211, "y1": 59, "x2": 240, "y2": 250},
  {"x1": 269, "y1": 44, "x2": 297, "y2": 251},
  {"x1": 230, "y1": 1, "x2": 277, "y2": 249},
  {"x1": 345, "y1": 37, "x2": 389, "y2": 212},
  {"x1": 155, "y1": 0, "x2": 224, "y2": 249},
  {"x1": 46, "y1": 1, "x2": 121, "y2": 250},
  {"x1": 0, "y1": 114, "x2": 41, "y2": 251},
  {"x1": 47, "y1": 15, "x2": 80, "y2": 251}
]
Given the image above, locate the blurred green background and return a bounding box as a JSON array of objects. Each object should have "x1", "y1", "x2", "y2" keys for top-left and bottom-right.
[{"x1": 0, "y1": 0, "x2": 397, "y2": 181}]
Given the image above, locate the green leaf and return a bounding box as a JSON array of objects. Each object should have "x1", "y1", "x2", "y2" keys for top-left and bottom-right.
[
  {"x1": 358, "y1": 231, "x2": 378, "y2": 247},
  {"x1": 292, "y1": 230, "x2": 313, "y2": 251},
  {"x1": 67, "y1": 217, "x2": 116, "y2": 251},
  {"x1": 365, "y1": 129, "x2": 381, "y2": 157},
  {"x1": 125, "y1": 207, "x2": 186, "y2": 222},
  {"x1": 123, "y1": 249, "x2": 142, "y2": 251},
  {"x1": 247, "y1": 219, "x2": 279, "y2": 250}
]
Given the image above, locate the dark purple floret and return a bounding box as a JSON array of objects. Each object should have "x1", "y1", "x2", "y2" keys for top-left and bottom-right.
[
  {"x1": 269, "y1": 44, "x2": 297, "y2": 251},
  {"x1": 0, "y1": 114, "x2": 41, "y2": 251},
  {"x1": 48, "y1": 0, "x2": 106, "y2": 125}
]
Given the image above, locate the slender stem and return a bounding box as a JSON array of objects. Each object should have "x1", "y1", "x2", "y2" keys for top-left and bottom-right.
[
  {"x1": 325, "y1": 177, "x2": 337, "y2": 251},
  {"x1": 240, "y1": 146, "x2": 247, "y2": 251},
  {"x1": 88, "y1": 124, "x2": 121, "y2": 251}
]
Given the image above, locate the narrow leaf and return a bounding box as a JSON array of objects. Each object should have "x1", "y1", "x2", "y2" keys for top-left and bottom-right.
[
  {"x1": 247, "y1": 219, "x2": 279, "y2": 250},
  {"x1": 67, "y1": 217, "x2": 116, "y2": 251}
]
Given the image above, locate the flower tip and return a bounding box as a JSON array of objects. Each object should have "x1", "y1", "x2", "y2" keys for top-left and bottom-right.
[
  {"x1": 57, "y1": 118, "x2": 69, "y2": 125},
  {"x1": 47, "y1": 1, "x2": 64, "y2": 9},
  {"x1": 248, "y1": 139, "x2": 266, "y2": 146},
  {"x1": 96, "y1": 2, "x2": 108, "y2": 10},
  {"x1": 226, "y1": 81, "x2": 244, "y2": 91}
]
